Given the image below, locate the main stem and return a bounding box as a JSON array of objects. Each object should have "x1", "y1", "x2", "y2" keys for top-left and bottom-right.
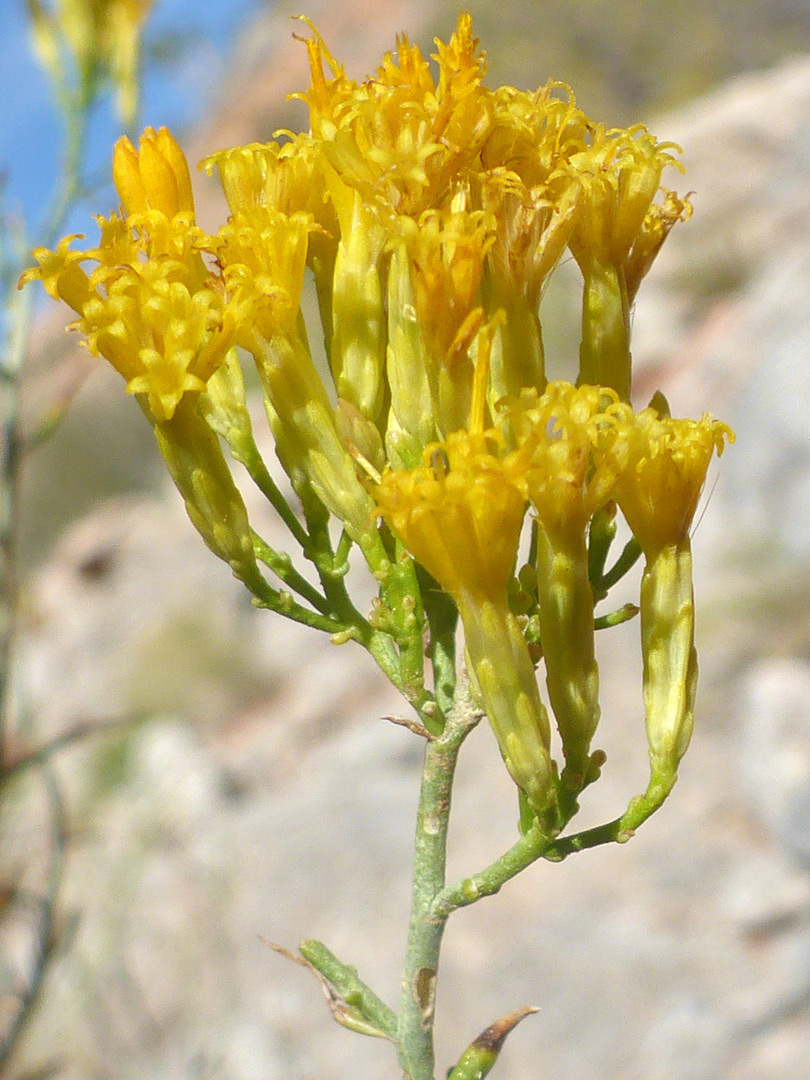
[{"x1": 397, "y1": 705, "x2": 477, "y2": 1080}]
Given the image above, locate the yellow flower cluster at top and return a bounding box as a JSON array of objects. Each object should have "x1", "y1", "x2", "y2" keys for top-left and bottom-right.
[
  {"x1": 22, "y1": 13, "x2": 734, "y2": 832},
  {"x1": 25, "y1": 14, "x2": 691, "y2": 439}
]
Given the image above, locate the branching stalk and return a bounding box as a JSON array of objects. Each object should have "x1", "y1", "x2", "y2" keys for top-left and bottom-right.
[{"x1": 397, "y1": 698, "x2": 480, "y2": 1080}]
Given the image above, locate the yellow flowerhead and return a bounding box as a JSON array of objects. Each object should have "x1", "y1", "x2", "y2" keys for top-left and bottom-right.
[
  {"x1": 400, "y1": 188, "x2": 495, "y2": 364},
  {"x1": 20, "y1": 233, "x2": 92, "y2": 312},
  {"x1": 624, "y1": 188, "x2": 692, "y2": 304},
  {"x1": 80, "y1": 258, "x2": 246, "y2": 421},
  {"x1": 482, "y1": 167, "x2": 581, "y2": 307},
  {"x1": 202, "y1": 140, "x2": 307, "y2": 216},
  {"x1": 375, "y1": 430, "x2": 525, "y2": 608},
  {"x1": 505, "y1": 382, "x2": 621, "y2": 542},
  {"x1": 215, "y1": 207, "x2": 315, "y2": 345},
  {"x1": 201, "y1": 134, "x2": 339, "y2": 257},
  {"x1": 105, "y1": 128, "x2": 212, "y2": 289},
  {"x1": 295, "y1": 12, "x2": 491, "y2": 218},
  {"x1": 568, "y1": 124, "x2": 683, "y2": 273},
  {"x1": 481, "y1": 82, "x2": 589, "y2": 187},
  {"x1": 20, "y1": 178, "x2": 211, "y2": 314},
  {"x1": 23, "y1": 241, "x2": 238, "y2": 424},
  {"x1": 603, "y1": 405, "x2": 735, "y2": 557},
  {"x1": 377, "y1": 427, "x2": 557, "y2": 817},
  {"x1": 19, "y1": 199, "x2": 207, "y2": 315},
  {"x1": 21, "y1": 151, "x2": 245, "y2": 424}
]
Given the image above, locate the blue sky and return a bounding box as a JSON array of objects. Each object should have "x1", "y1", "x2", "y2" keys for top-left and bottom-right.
[{"x1": 0, "y1": 0, "x2": 263, "y2": 240}]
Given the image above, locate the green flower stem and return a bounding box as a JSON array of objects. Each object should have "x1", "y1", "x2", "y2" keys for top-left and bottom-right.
[
  {"x1": 248, "y1": 577, "x2": 346, "y2": 636},
  {"x1": 416, "y1": 566, "x2": 458, "y2": 716},
  {"x1": 430, "y1": 822, "x2": 551, "y2": 921},
  {"x1": 433, "y1": 785, "x2": 674, "y2": 919},
  {"x1": 491, "y1": 286, "x2": 546, "y2": 401},
  {"x1": 600, "y1": 535, "x2": 643, "y2": 593},
  {"x1": 594, "y1": 602, "x2": 639, "y2": 630},
  {"x1": 274, "y1": 504, "x2": 419, "y2": 713},
  {"x1": 356, "y1": 522, "x2": 399, "y2": 587},
  {"x1": 578, "y1": 259, "x2": 631, "y2": 402},
  {"x1": 249, "y1": 531, "x2": 421, "y2": 721},
  {"x1": 286, "y1": 491, "x2": 381, "y2": 646},
  {"x1": 363, "y1": 627, "x2": 412, "y2": 699},
  {"x1": 587, "y1": 503, "x2": 617, "y2": 600},
  {"x1": 299, "y1": 507, "x2": 353, "y2": 610},
  {"x1": 618, "y1": 774, "x2": 677, "y2": 836},
  {"x1": 314, "y1": 548, "x2": 359, "y2": 622},
  {"x1": 299, "y1": 939, "x2": 398, "y2": 1040},
  {"x1": 542, "y1": 817, "x2": 626, "y2": 861},
  {"x1": 293, "y1": 516, "x2": 405, "y2": 696},
  {"x1": 387, "y1": 542, "x2": 433, "y2": 724},
  {"x1": 334, "y1": 527, "x2": 353, "y2": 568},
  {"x1": 432, "y1": 787, "x2": 674, "y2": 920},
  {"x1": 251, "y1": 532, "x2": 331, "y2": 614},
  {"x1": 543, "y1": 782, "x2": 674, "y2": 861},
  {"x1": 397, "y1": 700, "x2": 480, "y2": 1080},
  {"x1": 240, "y1": 441, "x2": 310, "y2": 550}
]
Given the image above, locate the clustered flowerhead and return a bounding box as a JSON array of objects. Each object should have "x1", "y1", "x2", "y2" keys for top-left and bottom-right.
[
  {"x1": 376, "y1": 428, "x2": 524, "y2": 610},
  {"x1": 601, "y1": 404, "x2": 734, "y2": 557},
  {"x1": 22, "y1": 127, "x2": 251, "y2": 423},
  {"x1": 22, "y1": 13, "x2": 733, "y2": 833}
]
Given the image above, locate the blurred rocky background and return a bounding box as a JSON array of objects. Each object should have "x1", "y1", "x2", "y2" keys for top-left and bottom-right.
[{"x1": 4, "y1": 0, "x2": 810, "y2": 1078}]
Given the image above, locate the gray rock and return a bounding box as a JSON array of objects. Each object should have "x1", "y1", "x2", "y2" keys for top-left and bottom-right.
[{"x1": 740, "y1": 659, "x2": 810, "y2": 869}]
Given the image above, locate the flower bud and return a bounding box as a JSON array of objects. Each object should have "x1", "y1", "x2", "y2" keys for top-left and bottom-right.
[
  {"x1": 114, "y1": 126, "x2": 194, "y2": 219},
  {"x1": 448, "y1": 1007, "x2": 539, "y2": 1080}
]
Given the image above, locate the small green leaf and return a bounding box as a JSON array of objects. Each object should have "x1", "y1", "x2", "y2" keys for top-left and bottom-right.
[
  {"x1": 594, "y1": 602, "x2": 639, "y2": 630},
  {"x1": 447, "y1": 1006, "x2": 539, "y2": 1079},
  {"x1": 294, "y1": 938, "x2": 398, "y2": 1040}
]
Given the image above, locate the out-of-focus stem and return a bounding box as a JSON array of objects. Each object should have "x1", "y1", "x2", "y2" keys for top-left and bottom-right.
[
  {"x1": 0, "y1": 271, "x2": 29, "y2": 749},
  {"x1": 0, "y1": 86, "x2": 91, "y2": 751},
  {"x1": 0, "y1": 763, "x2": 68, "y2": 1070},
  {"x1": 41, "y1": 92, "x2": 89, "y2": 248}
]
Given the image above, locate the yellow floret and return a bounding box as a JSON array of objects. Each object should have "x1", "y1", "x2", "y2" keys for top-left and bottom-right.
[{"x1": 602, "y1": 405, "x2": 735, "y2": 556}]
